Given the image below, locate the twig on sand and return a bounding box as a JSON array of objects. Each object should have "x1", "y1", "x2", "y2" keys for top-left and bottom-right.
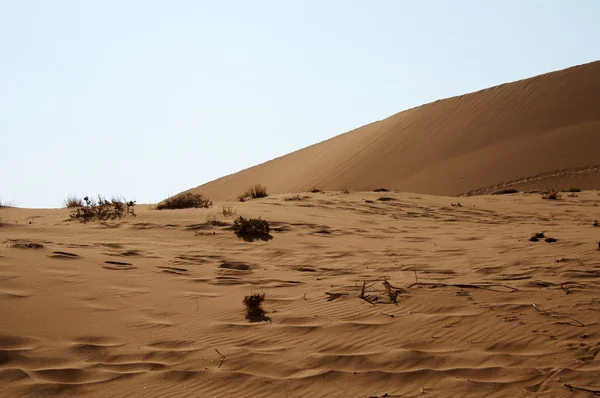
[
  {"x1": 531, "y1": 303, "x2": 585, "y2": 327},
  {"x1": 325, "y1": 292, "x2": 348, "y2": 301},
  {"x1": 564, "y1": 383, "x2": 600, "y2": 395},
  {"x1": 408, "y1": 282, "x2": 518, "y2": 293},
  {"x1": 215, "y1": 348, "x2": 226, "y2": 368},
  {"x1": 302, "y1": 292, "x2": 308, "y2": 301},
  {"x1": 380, "y1": 311, "x2": 394, "y2": 318}
]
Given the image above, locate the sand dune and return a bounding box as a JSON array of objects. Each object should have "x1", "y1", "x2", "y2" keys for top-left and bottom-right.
[
  {"x1": 182, "y1": 61, "x2": 600, "y2": 201},
  {"x1": 2, "y1": 190, "x2": 600, "y2": 397}
]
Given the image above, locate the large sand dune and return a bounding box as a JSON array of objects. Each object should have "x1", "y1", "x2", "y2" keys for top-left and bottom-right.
[
  {"x1": 183, "y1": 61, "x2": 600, "y2": 201},
  {"x1": 2, "y1": 191, "x2": 600, "y2": 397}
]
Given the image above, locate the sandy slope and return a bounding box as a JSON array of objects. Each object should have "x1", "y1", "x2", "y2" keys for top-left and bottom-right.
[
  {"x1": 183, "y1": 61, "x2": 600, "y2": 202},
  {"x1": 1, "y1": 191, "x2": 600, "y2": 397}
]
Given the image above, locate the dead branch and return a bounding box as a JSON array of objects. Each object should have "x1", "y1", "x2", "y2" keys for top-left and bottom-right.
[
  {"x1": 531, "y1": 303, "x2": 585, "y2": 327},
  {"x1": 564, "y1": 383, "x2": 600, "y2": 395},
  {"x1": 408, "y1": 282, "x2": 518, "y2": 293},
  {"x1": 215, "y1": 348, "x2": 226, "y2": 368}
]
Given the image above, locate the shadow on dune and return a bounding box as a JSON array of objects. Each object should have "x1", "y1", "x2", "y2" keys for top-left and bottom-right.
[{"x1": 235, "y1": 232, "x2": 273, "y2": 242}]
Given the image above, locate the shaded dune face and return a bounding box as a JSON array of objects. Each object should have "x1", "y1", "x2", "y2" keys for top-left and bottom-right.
[{"x1": 182, "y1": 61, "x2": 600, "y2": 201}]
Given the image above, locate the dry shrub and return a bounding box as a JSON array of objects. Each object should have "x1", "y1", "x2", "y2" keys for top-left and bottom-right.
[
  {"x1": 542, "y1": 190, "x2": 561, "y2": 200},
  {"x1": 238, "y1": 184, "x2": 268, "y2": 202},
  {"x1": 310, "y1": 187, "x2": 322, "y2": 193},
  {"x1": 221, "y1": 206, "x2": 236, "y2": 217},
  {"x1": 63, "y1": 195, "x2": 83, "y2": 208},
  {"x1": 232, "y1": 216, "x2": 271, "y2": 241},
  {"x1": 70, "y1": 195, "x2": 136, "y2": 223},
  {"x1": 0, "y1": 200, "x2": 15, "y2": 208},
  {"x1": 284, "y1": 194, "x2": 309, "y2": 201},
  {"x1": 243, "y1": 293, "x2": 269, "y2": 322},
  {"x1": 342, "y1": 189, "x2": 350, "y2": 194},
  {"x1": 378, "y1": 196, "x2": 396, "y2": 201},
  {"x1": 12, "y1": 242, "x2": 44, "y2": 249},
  {"x1": 564, "y1": 187, "x2": 581, "y2": 193},
  {"x1": 157, "y1": 192, "x2": 212, "y2": 210},
  {"x1": 373, "y1": 188, "x2": 390, "y2": 192}
]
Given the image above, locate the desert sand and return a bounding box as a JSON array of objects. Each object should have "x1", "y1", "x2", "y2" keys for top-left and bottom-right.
[
  {"x1": 1, "y1": 189, "x2": 600, "y2": 397},
  {"x1": 186, "y1": 61, "x2": 600, "y2": 201}
]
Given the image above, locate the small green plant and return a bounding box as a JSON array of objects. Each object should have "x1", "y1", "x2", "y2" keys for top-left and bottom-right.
[
  {"x1": 492, "y1": 188, "x2": 519, "y2": 195},
  {"x1": 238, "y1": 184, "x2": 268, "y2": 202},
  {"x1": 243, "y1": 293, "x2": 269, "y2": 322},
  {"x1": 70, "y1": 195, "x2": 136, "y2": 223},
  {"x1": 157, "y1": 192, "x2": 212, "y2": 210},
  {"x1": 232, "y1": 216, "x2": 271, "y2": 241},
  {"x1": 63, "y1": 195, "x2": 83, "y2": 208}
]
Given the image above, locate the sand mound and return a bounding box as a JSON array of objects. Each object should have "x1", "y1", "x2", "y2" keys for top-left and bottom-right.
[{"x1": 181, "y1": 61, "x2": 600, "y2": 201}]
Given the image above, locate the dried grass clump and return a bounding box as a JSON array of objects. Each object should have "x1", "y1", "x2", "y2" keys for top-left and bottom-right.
[
  {"x1": 63, "y1": 195, "x2": 83, "y2": 208},
  {"x1": 284, "y1": 194, "x2": 309, "y2": 201},
  {"x1": 243, "y1": 293, "x2": 269, "y2": 322},
  {"x1": 157, "y1": 192, "x2": 212, "y2": 210},
  {"x1": 238, "y1": 184, "x2": 268, "y2": 202},
  {"x1": 0, "y1": 200, "x2": 15, "y2": 208},
  {"x1": 221, "y1": 206, "x2": 236, "y2": 217},
  {"x1": 70, "y1": 196, "x2": 136, "y2": 223},
  {"x1": 12, "y1": 242, "x2": 44, "y2": 249},
  {"x1": 542, "y1": 190, "x2": 561, "y2": 200}
]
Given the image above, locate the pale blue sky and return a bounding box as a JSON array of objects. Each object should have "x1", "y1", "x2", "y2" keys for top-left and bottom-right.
[{"x1": 1, "y1": 1, "x2": 599, "y2": 208}]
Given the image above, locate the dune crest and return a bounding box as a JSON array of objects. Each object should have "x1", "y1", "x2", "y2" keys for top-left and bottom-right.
[{"x1": 183, "y1": 61, "x2": 600, "y2": 201}]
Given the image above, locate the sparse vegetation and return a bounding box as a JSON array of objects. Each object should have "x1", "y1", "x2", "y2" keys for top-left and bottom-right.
[
  {"x1": 378, "y1": 196, "x2": 396, "y2": 201},
  {"x1": 12, "y1": 242, "x2": 44, "y2": 249},
  {"x1": 365, "y1": 200, "x2": 374, "y2": 203},
  {"x1": 70, "y1": 195, "x2": 136, "y2": 223},
  {"x1": 284, "y1": 194, "x2": 309, "y2": 201},
  {"x1": 567, "y1": 192, "x2": 579, "y2": 198},
  {"x1": 238, "y1": 184, "x2": 268, "y2": 202},
  {"x1": 542, "y1": 190, "x2": 561, "y2": 200},
  {"x1": 342, "y1": 189, "x2": 350, "y2": 194},
  {"x1": 564, "y1": 187, "x2": 581, "y2": 193},
  {"x1": 221, "y1": 206, "x2": 236, "y2": 217},
  {"x1": 492, "y1": 188, "x2": 519, "y2": 195},
  {"x1": 310, "y1": 187, "x2": 322, "y2": 193},
  {"x1": 243, "y1": 293, "x2": 269, "y2": 322},
  {"x1": 63, "y1": 195, "x2": 83, "y2": 208},
  {"x1": 373, "y1": 188, "x2": 390, "y2": 192},
  {"x1": 157, "y1": 192, "x2": 212, "y2": 210},
  {"x1": 0, "y1": 200, "x2": 15, "y2": 208},
  {"x1": 232, "y1": 216, "x2": 271, "y2": 241}
]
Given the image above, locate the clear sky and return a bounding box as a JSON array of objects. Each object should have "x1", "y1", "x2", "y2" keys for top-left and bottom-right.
[{"x1": 2, "y1": 1, "x2": 599, "y2": 208}]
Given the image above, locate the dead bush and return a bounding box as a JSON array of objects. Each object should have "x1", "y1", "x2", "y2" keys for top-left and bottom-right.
[
  {"x1": 243, "y1": 293, "x2": 269, "y2": 322},
  {"x1": 378, "y1": 196, "x2": 396, "y2": 201},
  {"x1": 232, "y1": 216, "x2": 271, "y2": 241},
  {"x1": 157, "y1": 192, "x2": 212, "y2": 210},
  {"x1": 63, "y1": 195, "x2": 83, "y2": 208},
  {"x1": 70, "y1": 195, "x2": 136, "y2": 223},
  {"x1": 221, "y1": 206, "x2": 236, "y2": 217},
  {"x1": 492, "y1": 188, "x2": 519, "y2": 195},
  {"x1": 542, "y1": 190, "x2": 561, "y2": 200}
]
